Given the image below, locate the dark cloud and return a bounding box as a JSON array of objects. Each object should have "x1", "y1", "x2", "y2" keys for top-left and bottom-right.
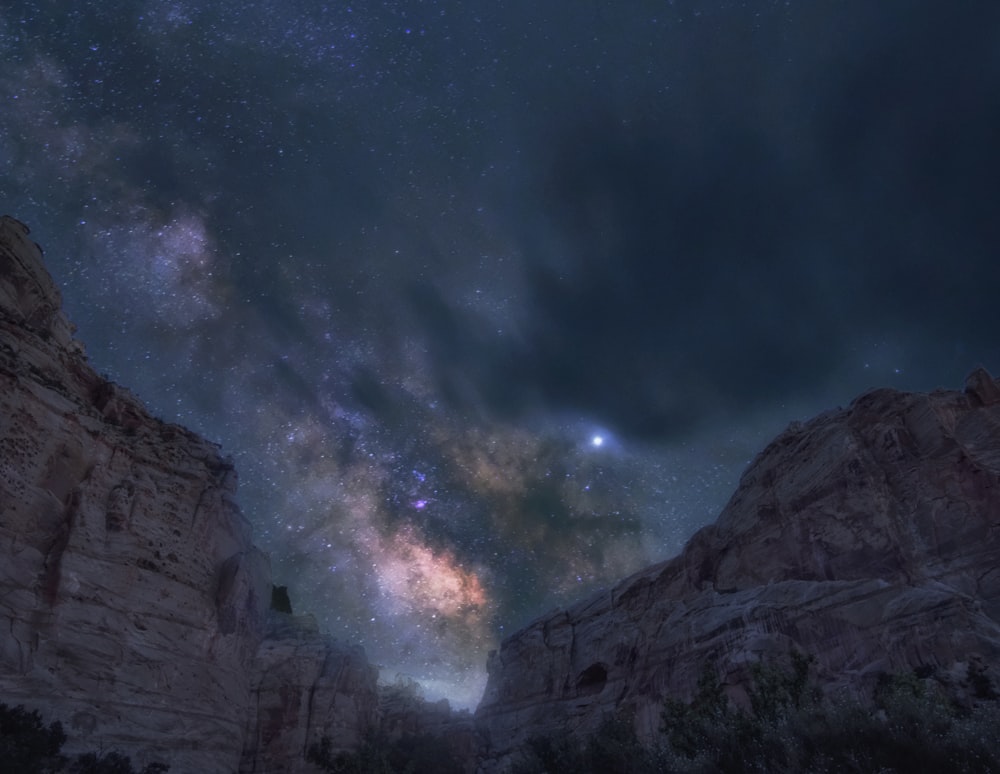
[{"x1": 401, "y1": 2, "x2": 1000, "y2": 440}]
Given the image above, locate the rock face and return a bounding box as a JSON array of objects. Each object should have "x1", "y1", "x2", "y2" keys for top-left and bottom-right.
[
  {"x1": 0, "y1": 214, "x2": 271, "y2": 769},
  {"x1": 476, "y1": 368, "x2": 1000, "y2": 768},
  {"x1": 240, "y1": 612, "x2": 380, "y2": 773},
  {"x1": 0, "y1": 216, "x2": 381, "y2": 772}
]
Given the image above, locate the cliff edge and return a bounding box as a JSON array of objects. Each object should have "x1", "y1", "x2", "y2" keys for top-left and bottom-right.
[
  {"x1": 0, "y1": 216, "x2": 379, "y2": 772},
  {"x1": 476, "y1": 364, "x2": 1000, "y2": 768}
]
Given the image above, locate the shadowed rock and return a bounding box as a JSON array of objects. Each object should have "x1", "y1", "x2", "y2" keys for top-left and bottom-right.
[
  {"x1": 0, "y1": 216, "x2": 380, "y2": 772},
  {"x1": 475, "y1": 367, "x2": 1000, "y2": 770}
]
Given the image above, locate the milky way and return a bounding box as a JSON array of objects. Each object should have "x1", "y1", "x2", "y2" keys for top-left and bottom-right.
[{"x1": 3, "y1": 1, "x2": 999, "y2": 707}]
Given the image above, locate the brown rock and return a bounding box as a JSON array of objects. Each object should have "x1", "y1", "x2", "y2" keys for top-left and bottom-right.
[{"x1": 475, "y1": 375, "x2": 1000, "y2": 769}]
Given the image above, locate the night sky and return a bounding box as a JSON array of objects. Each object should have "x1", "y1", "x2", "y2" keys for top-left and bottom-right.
[{"x1": 3, "y1": 1, "x2": 999, "y2": 707}]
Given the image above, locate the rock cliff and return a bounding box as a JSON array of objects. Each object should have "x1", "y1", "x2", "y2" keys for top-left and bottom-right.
[
  {"x1": 476, "y1": 367, "x2": 1000, "y2": 768},
  {"x1": 240, "y1": 612, "x2": 379, "y2": 773},
  {"x1": 0, "y1": 216, "x2": 379, "y2": 772}
]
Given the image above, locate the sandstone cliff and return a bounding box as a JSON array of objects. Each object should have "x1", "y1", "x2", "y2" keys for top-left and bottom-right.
[
  {"x1": 240, "y1": 612, "x2": 379, "y2": 773},
  {"x1": 476, "y1": 367, "x2": 1000, "y2": 768},
  {"x1": 0, "y1": 216, "x2": 379, "y2": 772}
]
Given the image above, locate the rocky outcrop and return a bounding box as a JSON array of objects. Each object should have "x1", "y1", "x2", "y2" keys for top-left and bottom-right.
[
  {"x1": 0, "y1": 215, "x2": 273, "y2": 769},
  {"x1": 240, "y1": 612, "x2": 380, "y2": 773},
  {"x1": 0, "y1": 216, "x2": 81, "y2": 356},
  {"x1": 476, "y1": 369, "x2": 1000, "y2": 769},
  {"x1": 0, "y1": 216, "x2": 384, "y2": 772}
]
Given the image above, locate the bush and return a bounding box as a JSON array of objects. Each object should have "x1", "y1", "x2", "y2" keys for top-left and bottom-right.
[
  {"x1": 0, "y1": 703, "x2": 169, "y2": 774},
  {"x1": 657, "y1": 654, "x2": 1000, "y2": 774},
  {"x1": 661, "y1": 661, "x2": 730, "y2": 760},
  {"x1": 69, "y1": 751, "x2": 170, "y2": 774},
  {"x1": 307, "y1": 730, "x2": 462, "y2": 774},
  {"x1": 0, "y1": 703, "x2": 66, "y2": 773},
  {"x1": 511, "y1": 653, "x2": 1000, "y2": 774},
  {"x1": 308, "y1": 733, "x2": 392, "y2": 774},
  {"x1": 513, "y1": 711, "x2": 667, "y2": 774}
]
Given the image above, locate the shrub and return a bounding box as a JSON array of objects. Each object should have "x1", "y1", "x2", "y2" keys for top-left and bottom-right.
[
  {"x1": 0, "y1": 703, "x2": 66, "y2": 773},
  {"x1": 657, "y1": 655, "x2": 1000, "y2": 774},
  {"x1": 661, "y1": 662, "x2": 730, "y2": 760},
  {"x1": 0, "y1": 703, "x2": 169, "y2": 774},
  {"x1": 513, "y1": 653, "x2": 1000, "y2": 774},
  {"x1": 308, "y1": 730, "x2": 462, "y2": 774},
  {"x1": 513, "y1": 711, "x2": 666, "y2": 774},
  {"x1": 69, "y1": 751, "x2": 170, "y2": 774}
]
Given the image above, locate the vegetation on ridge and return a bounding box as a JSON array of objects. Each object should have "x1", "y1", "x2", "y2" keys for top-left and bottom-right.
[
  {"x1": 512, "y1": 652, "x2": 1000, "y2": 774},
  {"x1": 307, "y1": 730, "x2": 463, "y2": 774}
]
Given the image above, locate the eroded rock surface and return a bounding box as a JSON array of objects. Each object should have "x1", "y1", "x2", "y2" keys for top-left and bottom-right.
[
  {"x1": 240, "y1": 612, "x2": 380, "y2": 773},
  {"x1": 476, "y1": 368, "x2": 1000, "y2": 769},
  {"x1": 0, "y1": 216, "x2": 385, "y2": 772},
  {"x1": 0, "y1": 215, "x2": 273, "y2": 769}
]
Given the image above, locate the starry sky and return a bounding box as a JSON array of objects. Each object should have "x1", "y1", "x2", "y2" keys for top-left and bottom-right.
[{"x1": 2, "y1": 1, "x2": 999, "y2": 707}]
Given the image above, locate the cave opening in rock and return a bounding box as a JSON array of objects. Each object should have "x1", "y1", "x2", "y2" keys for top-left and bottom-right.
[{"x1": 576, "y1": 663, "x2": 608, "y2": 695}]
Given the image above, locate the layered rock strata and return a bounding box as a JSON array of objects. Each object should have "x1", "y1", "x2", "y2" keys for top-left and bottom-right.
[
  {"x1": 0, "y1": 215, "x2": 273, "y2": 769},
  {"x1": 0, "y1": 215, "x2": 382, "y2": 772},
  {"x1": 476, "y1": 367, "x2": 1000, "y2": 768}
]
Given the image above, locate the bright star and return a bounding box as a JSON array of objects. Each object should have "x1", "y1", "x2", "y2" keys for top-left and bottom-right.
[{"x1": 591, "y1": 435, "x2": 604, "y2": 447}]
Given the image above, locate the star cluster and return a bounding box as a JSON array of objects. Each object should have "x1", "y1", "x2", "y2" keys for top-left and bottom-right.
[{"x1": 3, "y1": 1, "x2": 999, "y2": 707}]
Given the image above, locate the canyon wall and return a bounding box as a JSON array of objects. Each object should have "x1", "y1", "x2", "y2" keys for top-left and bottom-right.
[
  {"x1": 0, "y1": 216, "x2": 379, "y2": 772},
  {"x1": 476, "y1": 366, "x2": 1000, "y2": 769}
]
